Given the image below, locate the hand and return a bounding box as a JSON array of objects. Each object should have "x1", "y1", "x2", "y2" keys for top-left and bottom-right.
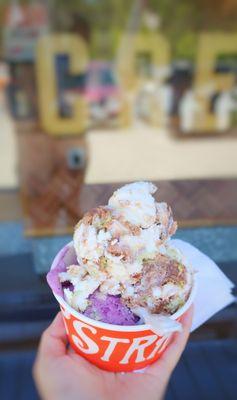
[{"x1": 33, "y1": 306, "x2": 193, "y2": 400}]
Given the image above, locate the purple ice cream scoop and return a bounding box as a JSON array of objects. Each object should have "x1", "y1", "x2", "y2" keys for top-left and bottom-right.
[
  {"x1": 84, "y1": 290, "x2": 139, "y2": 326},
  {"x1": 47, "y1": 245, "x2": 69, "y2": 296},
  {"x1": 47, "y1": 244, "x2": 139, "y2": 326}
]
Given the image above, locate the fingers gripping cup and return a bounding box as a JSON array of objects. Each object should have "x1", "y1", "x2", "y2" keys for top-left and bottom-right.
[{"x1": 47, "y1": 182, "x2": 196, "y2": 372}]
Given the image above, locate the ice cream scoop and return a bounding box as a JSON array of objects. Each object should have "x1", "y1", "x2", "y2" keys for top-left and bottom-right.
[
  {"x1": 56, "y1": 181, "x2": 193, "y2": 328},
  {"x1": 84, "y1": 290, "x2": 139, "y2": 325},
  {"x1": 123, "y1": 248, "x2": 192, "y2": 315}
]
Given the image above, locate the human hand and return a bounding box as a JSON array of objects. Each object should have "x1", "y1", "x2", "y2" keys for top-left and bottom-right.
[{"x1": 33, "y1": 306, "x2": 193, "y2": 400}]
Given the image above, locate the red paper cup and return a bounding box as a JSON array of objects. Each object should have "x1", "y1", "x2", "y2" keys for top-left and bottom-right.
[{"x1": 49, "y1": 243, "x2": 196, "y2": 372}]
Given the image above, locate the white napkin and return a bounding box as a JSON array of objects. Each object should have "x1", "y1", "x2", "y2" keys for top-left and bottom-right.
[{"x1": 171, "y1": 239, "x2": 235, "y2": 331}]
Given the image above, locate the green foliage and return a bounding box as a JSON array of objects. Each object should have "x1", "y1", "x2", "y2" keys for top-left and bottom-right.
[{"x1": 2, "y1": 0, "x2": 237, "y2": 61}]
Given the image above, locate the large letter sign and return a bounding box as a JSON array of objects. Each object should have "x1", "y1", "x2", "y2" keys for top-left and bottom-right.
[
  {"x1": 36, "y1": 34, "x2": 89, "y2": 135},
  {"x1": 117, "y1": 32, "x2": 170, "y2": 127},
  {"x1": 117, "y1": 32, "x2": 170, "y2": 90},
  {"x1": 194, "y1": 32, "x2": 237, "y2": 131}
]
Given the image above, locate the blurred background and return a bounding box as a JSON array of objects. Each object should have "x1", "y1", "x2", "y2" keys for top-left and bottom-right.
[{"x1": 0, "y1": 0, "x2": 237, "y2": 399}]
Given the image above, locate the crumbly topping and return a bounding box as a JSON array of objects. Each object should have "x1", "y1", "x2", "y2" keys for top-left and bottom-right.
[
  {"x1": 60, "y1": 182, "x2": 191, "y2": 313},
  {"x1": 123, "y1": 251, "x2": 192, "y2": 314},
  {"x1": 108, "y1": 182, "x2": 157, "y2": 228}
]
